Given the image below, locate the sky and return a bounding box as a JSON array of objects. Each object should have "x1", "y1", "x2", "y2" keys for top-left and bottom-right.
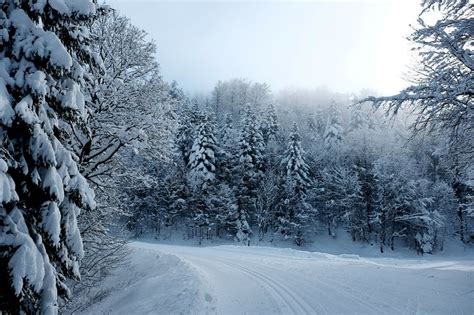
[{"x1": 106, "y1": 0, "x2": 420, "y2": 95}]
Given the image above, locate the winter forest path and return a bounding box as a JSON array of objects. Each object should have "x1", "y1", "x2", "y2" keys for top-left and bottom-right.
[{"x1": 133, "y1": 242, "x2": 474, "y2": 315}]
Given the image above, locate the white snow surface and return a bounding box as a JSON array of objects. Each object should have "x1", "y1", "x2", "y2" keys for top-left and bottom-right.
[{"x1": 77, "y1": 240, "x2": 473, "y2": 315}]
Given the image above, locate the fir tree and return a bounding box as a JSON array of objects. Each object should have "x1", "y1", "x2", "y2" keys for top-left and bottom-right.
[{"x1": 0, "y1": 1, "x2": 98, "y2": 313}]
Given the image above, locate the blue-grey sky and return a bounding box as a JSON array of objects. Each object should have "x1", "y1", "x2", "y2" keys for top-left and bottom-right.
[{"x1": 107, "y1": 0, "x2": 420, "y2": 95}]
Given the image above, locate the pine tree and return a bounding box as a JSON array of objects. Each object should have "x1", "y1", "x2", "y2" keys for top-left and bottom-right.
[
  {"x1": 235, "y1": 105, "x2": 265, "y2": 243},
  {"x1": 0, "y1": 1, "x2": 97, "y2": 313},
  {"x1": 277, "y1": 123, "x2": 312, "y2": 245}
]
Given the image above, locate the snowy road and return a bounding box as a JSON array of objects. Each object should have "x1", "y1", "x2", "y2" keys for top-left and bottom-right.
[
  {"x1": 80, "y1": 242, "x2": 473, "y2": 315},
  {"x1": 135, "y1": 242, "x2": 473, "y2": 315}
]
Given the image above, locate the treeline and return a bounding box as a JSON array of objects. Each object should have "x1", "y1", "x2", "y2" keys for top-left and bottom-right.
[{"x1": 126, "y1": 81, "x2": 472, "y2": 255}]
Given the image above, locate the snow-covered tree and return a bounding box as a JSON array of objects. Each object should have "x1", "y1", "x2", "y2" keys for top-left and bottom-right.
[
  {"x1": 349, "y1": 104, "x2": 371, "y2": 131},
  {"x1": 0, "y1": 1, "x2": 98, "y2": 313},
  {"x1": 323, "y1": 104, "x2": 343, "y2": 150},
  {"x1": 372, "y1": 154, "x2": 444, "y2": 253},
  {"x1": 306, "y1": 110, "x2": 325, "y2": 140},
  {"x1": 72, "y1": 11, "x2": 160, "y2": 184},
  {"x1": 221, "y1": 114, "x2": 236, "y2": 148},
  {"x1": 188, "y1": 117, "x2": 218, "y2": 191},
  {"x1": 277, "y1": 123, "x2": 312, "y2": 245},
  {"x1": 209, "y1": 79, "x2": 272, "y2": 124},
  {"x1": 64, "y1": 12, "x2": 184, "y2": 306},
  {"x1": 177, "y1": 102, "x2": 205, "y2": 166},
  {"x1": 364, "y1": 0, "x2": 472, "y2": 144},
  {"x1": 261, "y1": 104, "x2": 279, "y2": 144},
  {"x1": 219, "y1": 114, "x2": 237, "y2": 183},
  {"x1": 315, "y1": 165, "x2": 362, "y2": 239},
  {"x1": 363, "y1": 0, "x2": 473, "y2": 242},
  {"x1": 353, "y1": 149, "x2": 378, "y2": 241},
  {"x1": 235, "y1": 105, "x2": 265, "y2": 243},
  {"x1": 282, "y1": 123, "x2": 312, "y2": 196},
  {"x1": 255, "y1": 170, "x2": 280, "y2": 241}
]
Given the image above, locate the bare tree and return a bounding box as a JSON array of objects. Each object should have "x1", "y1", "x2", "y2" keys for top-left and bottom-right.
[{"x1": 362, "y1": 0, "x2": 472, "y2": 148}]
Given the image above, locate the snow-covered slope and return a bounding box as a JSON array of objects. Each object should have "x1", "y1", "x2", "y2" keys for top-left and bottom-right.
[{"x1": 77, "y1": 241, "x2": 473, "y2": 314}]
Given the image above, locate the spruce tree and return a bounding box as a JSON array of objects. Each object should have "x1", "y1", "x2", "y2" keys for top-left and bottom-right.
[
  {"x1": 235, "y1": 105, "x2": 265, "y2": 243},
  {"x1": 187, "y1": 116, "x2": 218, "y2": 242},
  {"x1": 278, "y1": 123, "x2": 312, "y2": 245},
  {"x1": 0, "y1": 1, "x2": 97, "y2": 313},
  {"x1": 188, "y1": 117, "x2": 218, "y2": 191}
]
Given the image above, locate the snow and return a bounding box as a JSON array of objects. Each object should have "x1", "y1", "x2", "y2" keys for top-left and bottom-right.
[
  {"x1": 10, "y1": 9, "x2": 73, "y2": 69},
  {"x1": 42, "y1": 167, "x2": 65, "y2": 202},
  {"x1": 73, "y1": 245, "x2": 210, "y2": 315},
  {"x1": 77, "y1": 241, "x2": 473, "y2": 315},
  {"x1": 0, "y1": 78, "x2": 14, "y2": 126},
  {"x1": 41, "y1": 202, "x2": 61, "y2": 246},
  {"x1": 30, "y1": 125, "x2": 56, "y2": 166},
  {"x1": 5, "y1": 208, "x2": 46, "y2": 296},
  {"x1": 0, "y1": 159, "x2": 18, "y2": 203},
  {"x1": 26, "y1": 71, "x2": 47, "y2": 97},
  {"x1": 62, "y1": 81, "x2": 86, "y2": 115},
  {"x1": 15, "y1": 96, "x2": 39, "y2": 125}
]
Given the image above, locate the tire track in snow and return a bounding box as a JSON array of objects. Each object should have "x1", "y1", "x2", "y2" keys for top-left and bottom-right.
[
  {"x1": 252, "y1": 260, "x2": 388, "y2": 314},
  {"x1": 213, "y1": 258, "x2": 316, "y2": 315}
]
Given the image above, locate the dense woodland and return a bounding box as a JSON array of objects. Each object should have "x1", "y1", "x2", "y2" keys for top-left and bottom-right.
[{"x1": 0, "y1": 0, "x2": 472, "y2": 313}]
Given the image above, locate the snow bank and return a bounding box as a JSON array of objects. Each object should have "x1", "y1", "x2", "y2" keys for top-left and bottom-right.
[{"x1": 72, "y1": 244, "x2": 211, "y2": 315}]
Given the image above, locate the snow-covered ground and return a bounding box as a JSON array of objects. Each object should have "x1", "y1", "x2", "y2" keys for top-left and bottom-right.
[{"x1": 77, "y1": 241, "x2": 474, "y2": 315}]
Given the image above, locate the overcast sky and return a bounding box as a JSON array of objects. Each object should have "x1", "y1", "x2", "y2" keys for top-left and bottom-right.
[{"x1": 107, "y1": 0, "x2": 420, "y2": 95}]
